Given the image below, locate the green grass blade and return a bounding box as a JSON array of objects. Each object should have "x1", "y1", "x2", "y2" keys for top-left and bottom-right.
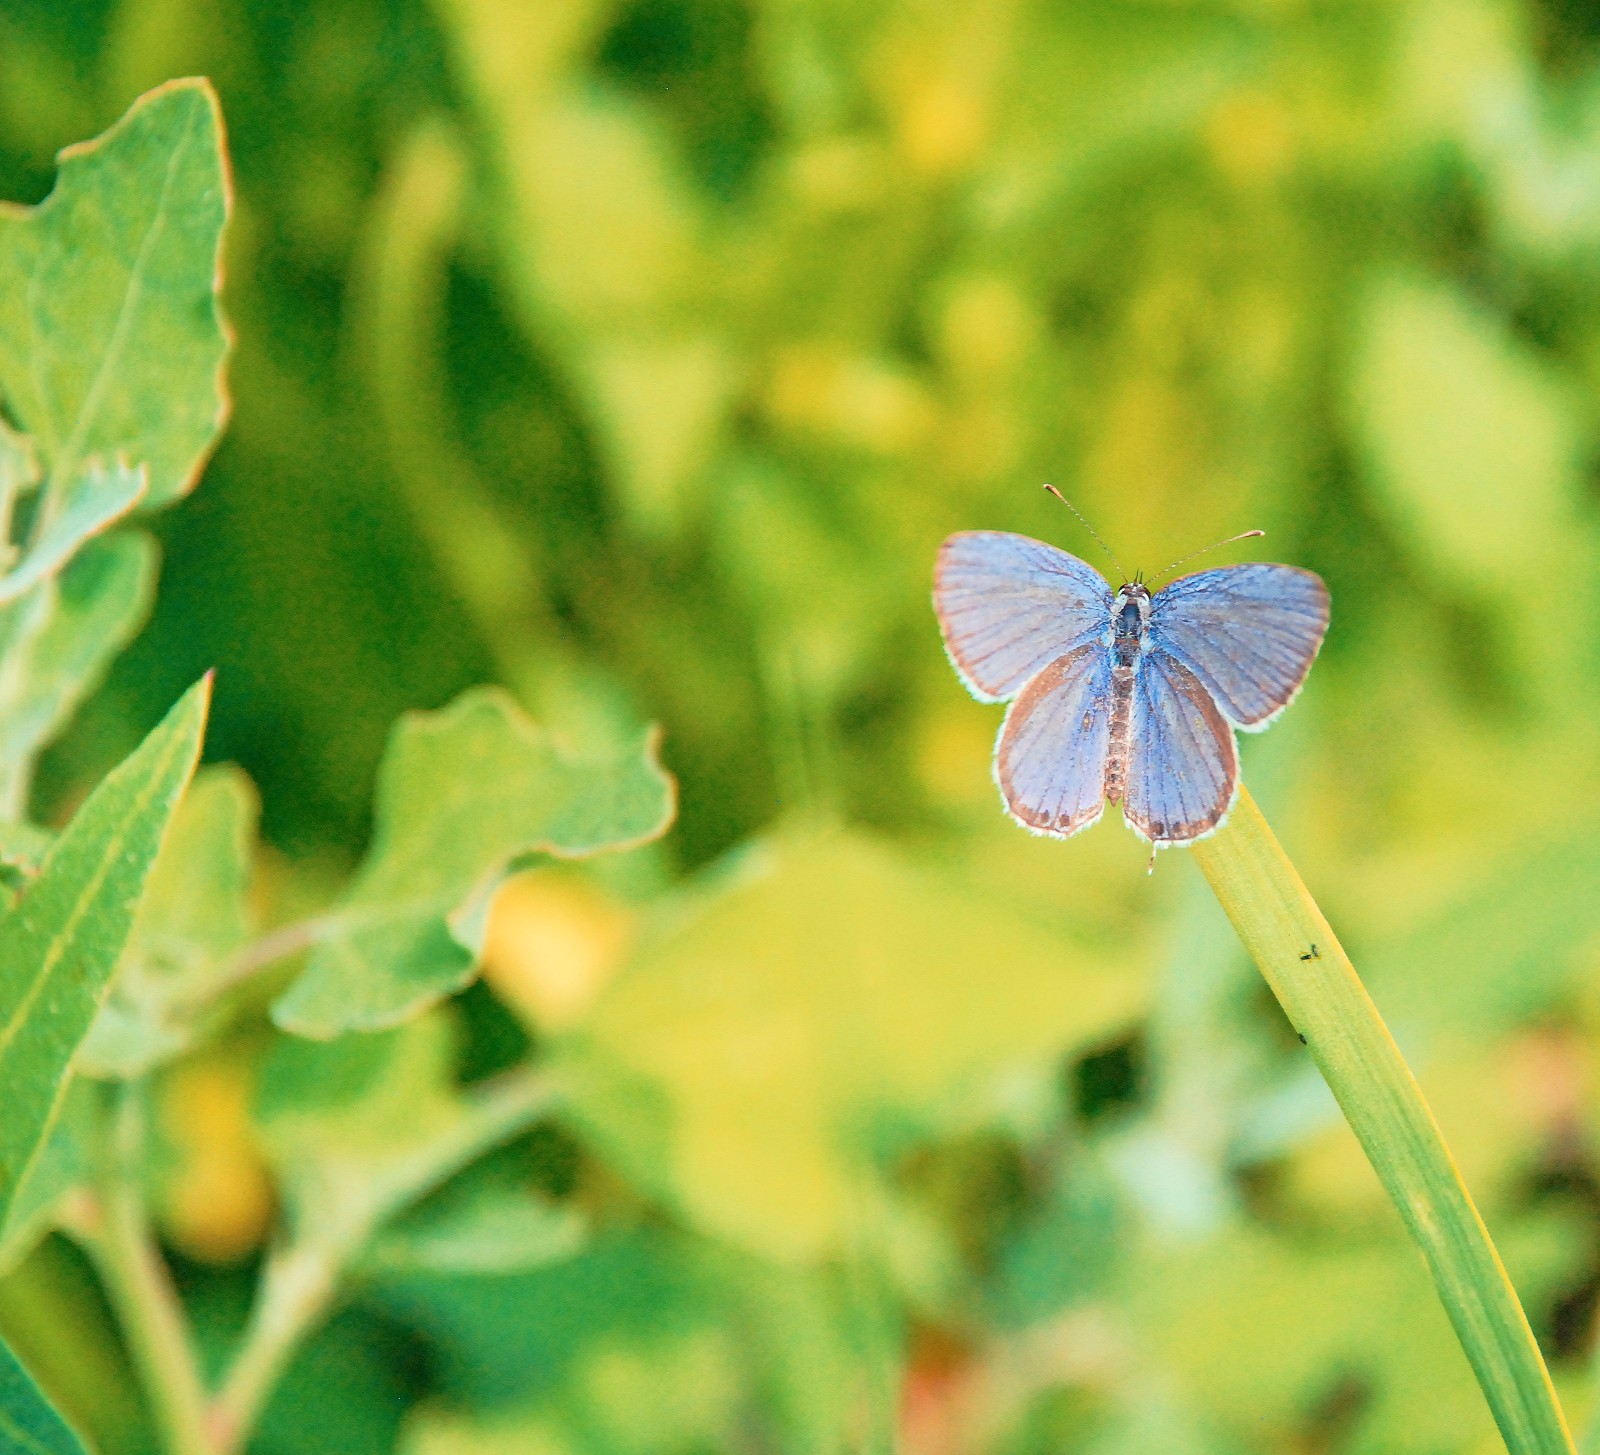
[{"x1": 1190, "y1": 784, "x2": 1573, "y2": 1455}]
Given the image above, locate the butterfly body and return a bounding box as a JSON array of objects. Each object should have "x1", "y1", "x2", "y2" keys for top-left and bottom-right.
[
  {"x1": 934, "y1": 531, "x2": 1329, "y2": 847},
  {"x1": 1102, "y1": 581, "x2": 1151, "y2": 806}
]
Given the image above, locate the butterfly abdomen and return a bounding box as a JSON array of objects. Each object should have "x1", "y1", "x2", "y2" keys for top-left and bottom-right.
[
  {"x1": 1104, "y1": 662, "x2": 1136, "y2": 804},
  {"x1": 1103, "y1": 583, "x2": 1153, "y2": 807}
]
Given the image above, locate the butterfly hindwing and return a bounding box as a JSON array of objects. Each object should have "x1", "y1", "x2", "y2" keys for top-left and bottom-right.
[
  {"x1": 934, "y1": 532, "x2": 1113, "y2": 703},
  {"x1": 993, "y1": 643, "x2": 1114, "y2": 838},
  {"x1": 1122, "y1": 649, "x2": 1238, "y2": 843},
  {"x1": 1148, "y1": 563, "x2": 1329, "y2": 729}
]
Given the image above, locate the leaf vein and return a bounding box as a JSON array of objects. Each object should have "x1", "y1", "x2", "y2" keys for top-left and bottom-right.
[{"x1": 50, "y1": 114, "x2": 195, "y2": 489}]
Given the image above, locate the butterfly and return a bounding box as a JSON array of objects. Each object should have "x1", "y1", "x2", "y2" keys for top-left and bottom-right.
[{"x1": 932, "y1": 505, "x2": 1329, "y2": 849}]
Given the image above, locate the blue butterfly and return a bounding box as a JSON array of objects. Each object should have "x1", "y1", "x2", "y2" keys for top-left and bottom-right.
[{"x1": 932, "y1": 517, "x2": 1329, "y2": 847}]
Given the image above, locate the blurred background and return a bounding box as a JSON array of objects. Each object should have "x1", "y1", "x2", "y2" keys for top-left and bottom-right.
[{"x1": 5, "y1": 0, "x2": 1600, "y2": 1451}]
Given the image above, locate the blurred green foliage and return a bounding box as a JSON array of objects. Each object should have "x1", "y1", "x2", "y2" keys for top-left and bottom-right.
[{"x1": 5, "y1": 0, "x2": 1600, "y2": 1452}]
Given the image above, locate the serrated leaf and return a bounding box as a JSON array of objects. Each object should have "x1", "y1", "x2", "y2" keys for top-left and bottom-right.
[
  {"x1": 0, "y1": 677, "x2": 209, "y2": 1234},
  {"x1": 0, "y1": 78, "x2": 231, "y2": 509},
  {"x1": 560, "y1": 827, "x2": 1148, "y2": 1262},
  {"x1": 0, "y1": 1333, "x2": 87, "y2": 1455},
  {"x1": 0, "y1": 532, "x2": 158, "y2": 812},
  {"x1": 271, "y1": 687, "x2": 675, "y2": 1038},
  {"x1": 79, "y1": 765, "x2": 258, "y2": 1078}
]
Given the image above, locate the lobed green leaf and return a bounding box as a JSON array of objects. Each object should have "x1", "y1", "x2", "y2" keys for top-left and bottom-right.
[
  {"x1": 271, "y1": 687, "x2": 675, "y2": 1038},
  {"x1": 0, "y1": 78, "x2": 231, "y2": 508}
]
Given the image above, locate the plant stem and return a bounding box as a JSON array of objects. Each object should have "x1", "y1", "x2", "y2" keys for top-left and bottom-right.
[
  {"x1": 214, "y1": 914, "x2": 342, "y2": 994},
  {"x1": 206, "y1": 1063, "x2": 558, "y2": 1454},
  {"x1": 66, "y1": 1087, "x2": 212, "y2": 1455},
  {"x1": 1189, "y1": 784, "x2": 1574, "y2": 1455},
  {"x1": 203, "y1": 1241, "x2": 336, "y2": 1455}
]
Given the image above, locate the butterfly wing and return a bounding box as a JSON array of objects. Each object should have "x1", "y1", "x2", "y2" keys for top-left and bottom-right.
[
  {"x1": 993, "y1": 643, "x2": 1114, "y2": 837},
  {"x1": 1148, "y1": 564, "x2": 1329, "y2": 729},
  {"x1": 934, "y1": 532, "x2": 1113, "y2": 703},
  {"x1": 1123, "y1": 650, "x2": 1238, "y2": 844}
]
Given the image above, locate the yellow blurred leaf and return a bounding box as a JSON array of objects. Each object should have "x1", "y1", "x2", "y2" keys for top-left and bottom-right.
[
  {"x1": 765, "y1": 344, "x2": 934, "y2": 455},
  {"x1": 1348, "y1": 272, "x2": 1581, "y2": 595},
  {"x1": 1131, "y1": 1225, "x2": 1495, "y2": 1452},
  {"x1": 587, "y1": 336, "x2": 738, "y2": 534},
  {"x1": 562, "y1": 827, "x2": 1146, "y2": 1261}
]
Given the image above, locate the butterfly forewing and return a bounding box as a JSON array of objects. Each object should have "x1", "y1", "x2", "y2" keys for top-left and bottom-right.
[
  {"x1": 1149, "y1": 564, "x2": 1329, "y2": 728},
  {"x1": 1122, "y1": 650, "x2": 1238, "y2": 843},
  {"x1": 994, "y1": 643, "x2": 1114, "y2": 837},
  {"x1": 934, "y1": 532, "x2": 1113, "y2": 702}
]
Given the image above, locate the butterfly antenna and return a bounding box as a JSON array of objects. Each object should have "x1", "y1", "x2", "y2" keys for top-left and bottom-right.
[
  {"x1": 1043, "y1": 484, "x2": 1128, "y2": 582},
  {"x1": 1152, "y1": 528, "x2": 1266, "y2": 586}
]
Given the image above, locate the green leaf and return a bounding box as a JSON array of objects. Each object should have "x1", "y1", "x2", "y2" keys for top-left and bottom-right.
[
  {"x1": 381, "y1": 1230, "x2": 856, "y2": 1453},
  {"x1": 257, "y1": 1015, "x2": 467, "y2": 1244},
  {"x1": 255, "y1": 1012, "x2": 551, "y2": 1255},
  {"x1": 0, "y1": 1332, "x2": 87, "y2": 1455},
  {"x1": 361, "y1": 1165, "x2": 585, "y2": 1277},
  {"x1": 0, "y1": 825, "x2": 52, "y2": 916},
  {"x1": 560, "y1": 826, "x2": 1148, "y2": 1262},
  {"x1": 0, "y1": 461, "x2": 145, "y2": 609},
  {"x1": 79, "y1": 765, "x2": 258, "y2": 1078},
  {"x1": 0, "y1": 1083, "x2": 93, "y2": 1278},
  {"x1": 1364, "y1": 823, "x2": 1600, "y2": 1046},
  {"x1": 0, "y1": 78, "x2": 231, "y2": 509},
  {"x1": 0, "y1": 677, "x2": 209, "y2": 1237},
  {"x1": 0, "y1": 826, "x2": 52, "y2": 878},
  {"x1": 272, "y1": 687, "x2": 675, "y2": 1037},
  {"x1": 217, "y1": 1019, "x2": 553, "y2": 1453},
  {"x1": 0, "y1": 422, "x2": 37, "y2": 544},
  {"x1": 0, "y1": 532, "x2": 158, "y2": 815}
]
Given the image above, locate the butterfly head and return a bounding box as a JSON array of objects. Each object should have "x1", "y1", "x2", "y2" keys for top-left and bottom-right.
[{"x1": 1112, "y1": 580, "x2": 1152, "y2": 641}]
